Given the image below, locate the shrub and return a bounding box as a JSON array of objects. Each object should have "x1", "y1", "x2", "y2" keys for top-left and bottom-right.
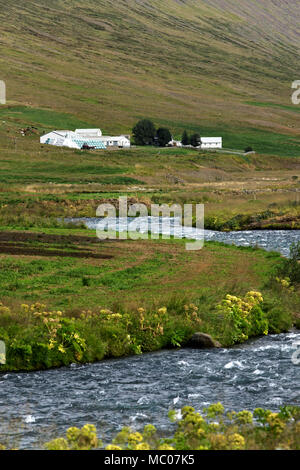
[
  {"x1": 276, "y1": 241, "x2": 300, "y2": 285},
  {"x1": 262, "y1": 300, "x2": 293, "y2": 334},
  {"x1": 46, "y1": 424, "x2": 100, "y2": 450},
  {"x1": 216, "y1": 291, "x2": 268, "y2": 345}
]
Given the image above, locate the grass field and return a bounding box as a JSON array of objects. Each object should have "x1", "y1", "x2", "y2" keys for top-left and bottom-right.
[{"x1": 0, "y1": 231, "x2": 283, "y2": 312}]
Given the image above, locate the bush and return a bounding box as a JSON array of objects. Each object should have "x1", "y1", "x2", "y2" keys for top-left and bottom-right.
[
  {"x1": 46, "y1": 424, "x2": 100, "y2": 450},
  {"x1": 216, "y1": 291, "x2": 268, "y2": 345},
  {"x1": 261, "y1": 298, "x2": 293, "y2": 334},
  {"x1": 276, "y1": 241, "x2": 300, "y2": 285}
]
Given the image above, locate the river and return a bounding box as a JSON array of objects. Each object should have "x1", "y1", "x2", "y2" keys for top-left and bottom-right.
[{"x1": 65, "y1": 216, "x2": 300, "y2": 257}]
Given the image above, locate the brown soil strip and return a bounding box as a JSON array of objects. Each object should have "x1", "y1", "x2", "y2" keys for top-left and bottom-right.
[
  {"x1": 0, "y1": 244, "x2": 113, "y2": 259},
  {"x1": 0, "y1": 231, "x2": 101, "y2": 245}
]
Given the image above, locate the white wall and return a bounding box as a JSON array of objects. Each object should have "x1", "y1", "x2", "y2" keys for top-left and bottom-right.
[{"x1": 201, "y1": 138, "x2": 222, "y2": 149}]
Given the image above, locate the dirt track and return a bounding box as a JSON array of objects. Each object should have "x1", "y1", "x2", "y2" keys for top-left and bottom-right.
[{"x1": 0, "y1": 231, "x2": 113, "y2": 259}]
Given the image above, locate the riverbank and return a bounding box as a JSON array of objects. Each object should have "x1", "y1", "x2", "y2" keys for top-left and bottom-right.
[{"x1": 0, "y1": 232, "x2": 299, "y2": 373}]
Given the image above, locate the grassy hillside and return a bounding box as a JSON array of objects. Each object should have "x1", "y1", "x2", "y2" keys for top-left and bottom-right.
[{"x1": 0, "y1": 0, "x2": 300, "y2": 144}]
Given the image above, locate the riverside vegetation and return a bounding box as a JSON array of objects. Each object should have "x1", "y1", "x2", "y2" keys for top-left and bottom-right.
[
  {"x1": 1, "y1": 403, "x2": 299, "y2": 451},
  {"x1": 46, "y1": 403, "x2": 300, "y2": 451}
]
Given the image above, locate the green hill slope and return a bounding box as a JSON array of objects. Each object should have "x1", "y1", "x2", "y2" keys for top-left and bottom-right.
[{"x1": 0, "y1": 0, "x2": 299, "y2": 146}]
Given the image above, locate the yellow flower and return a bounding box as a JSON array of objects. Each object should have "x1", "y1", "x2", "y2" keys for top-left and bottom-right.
[
  {"x1": 196, "y1": 428, "x2": 205, "y2": 437},
  {"x1": 158, "y1": 444, "x2": 174, "y2": 450},
  {"x1": 135, "y1": 443, "x2": 150, "y2": 450},
  {"x1": 158, "y1": 307, "x2": 167, "y2": 315},
  {"x1": 58, "y1": 345, "x2": 66, "y2": 354},
  {"x1": 128, "y1": 432, "x2": 143, "y2": 444},
  {"x1": 106, "y1": 444, "x2": 122, "y2": 450},
  {"x1": 227, "y1": 433, "x2": 245, "y2": 450},
  {"x1": 48, "y1": 340, "x2": 56, "y2": 350}
]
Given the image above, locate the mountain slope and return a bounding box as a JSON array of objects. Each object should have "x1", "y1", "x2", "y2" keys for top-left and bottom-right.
[{"x1": 0, "y1": 0, "x2": 300, "y2": 144}]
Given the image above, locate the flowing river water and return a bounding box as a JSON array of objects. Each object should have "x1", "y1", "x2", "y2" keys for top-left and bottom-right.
[
  {"x1": 66, "y1": 216, "x2": 300, "y2": 258},
  {"x1": 0, "y1": 219, "x2": 299, "y2": 449}
]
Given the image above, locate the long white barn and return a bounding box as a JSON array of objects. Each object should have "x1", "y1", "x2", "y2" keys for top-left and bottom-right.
[
  {"x1": 40, "y1": 128, "x2": 131, "y2": 150},
  {"x1": 200, "y1": 137, "x2": 222, "y2": 149},
  {"x1": 168, "y1": 137, "x2": 222, "y2": 149}
]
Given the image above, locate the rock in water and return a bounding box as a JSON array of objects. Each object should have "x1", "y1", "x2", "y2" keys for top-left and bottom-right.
[{"x1": 187, "y1": 333, "x2": 221, "y2": 349}]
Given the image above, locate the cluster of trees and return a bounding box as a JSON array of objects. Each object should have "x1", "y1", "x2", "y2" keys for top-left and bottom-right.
[
  {"x1": 132, "y1": 119, "x2": 202, "y2": 148},
  {"x1": 132, "y1": 119, "x2": 172, "y2": 147},
  {"x1": 181, "y1": 130, "x2": 201, "y2": 147}
]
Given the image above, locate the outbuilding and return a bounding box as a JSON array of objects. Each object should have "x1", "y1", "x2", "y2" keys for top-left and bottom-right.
[
  {"x1": 200, "y1": 137, "x2": 222, "y2": 149},
  {"x1": 40, "y1": 128, "x2": 130, "y2": 150}
]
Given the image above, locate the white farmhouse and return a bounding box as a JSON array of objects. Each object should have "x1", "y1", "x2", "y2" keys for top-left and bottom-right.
[
  {"x1": 40, "y1": 128, "x2": 130, "y2": 150},
  {"x1": 168, "y1": 139, "x2": 183, "y2": 148}
]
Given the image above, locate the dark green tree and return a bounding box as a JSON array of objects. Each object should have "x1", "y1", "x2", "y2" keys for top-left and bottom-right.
[
  {"x1": 190, "y1": 133, "x2": 201, "y2": 148},
  {"x1": 156, "y1": 127, "x2": 172, "y2": 147},
  {"x1": 132, "y1": 119, "x2": 156, "y2": 146},
  {"x1": 181, "y1": 130, "x2": 189, "y2": 146}
]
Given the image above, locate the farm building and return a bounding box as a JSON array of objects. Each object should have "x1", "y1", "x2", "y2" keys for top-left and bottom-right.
[
  {"x1": 40, "y1": 128, "x2": 131, "y2": 150},
  {"x1": 168, "y1": 137, "x2": 222, "y2": 149},
  {"x1": 168, "y1": 139, "x2": 183, "y2": 147},
  {"x1": 200, "y1": 137, "x2": 222, "y2": 149}
]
